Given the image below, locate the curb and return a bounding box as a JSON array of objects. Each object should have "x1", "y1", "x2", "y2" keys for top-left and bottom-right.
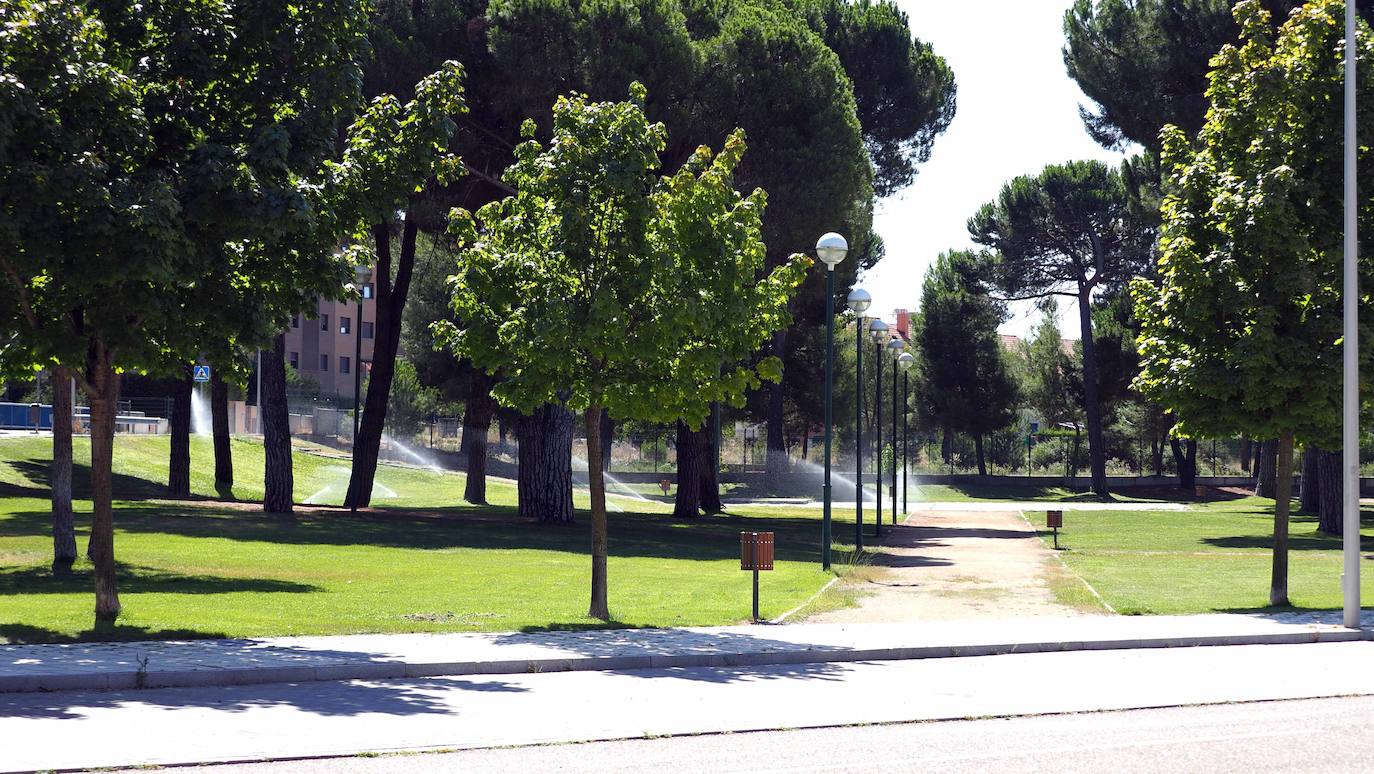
[{"x1": 5, "y1": 627, "x2": 1368, "y2": 694}]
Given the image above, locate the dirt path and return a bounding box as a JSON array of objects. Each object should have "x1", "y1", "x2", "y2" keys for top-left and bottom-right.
[{"x1": 807, "y1": 509, "x2": 1103, "y2": 623}]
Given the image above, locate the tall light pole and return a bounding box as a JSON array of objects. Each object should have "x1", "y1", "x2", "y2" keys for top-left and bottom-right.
[
  {"x1": 847, "y1": 288, "x2": 872, "y2": 552},
  {"x1": 816, "y1": 233, "x2": 848, "y2": 570},
  {"x1": 870, "y1": 318, "x2": 889, "y2": 539},
  {"x1": 899, "y1": 351, "x2": 914, "y2": 514},
  {"x1": 888, "y1": 337, "x2": 903, "y2": 523},
  {"x1": 1343, "y1": 0, "x2": 1361, "y2": 630},
  {"x1": 351, "y1": 264, "x2": 372, "y2": 514}
]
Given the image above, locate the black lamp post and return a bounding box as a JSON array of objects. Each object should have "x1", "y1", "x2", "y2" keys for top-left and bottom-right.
[
  {"x1": 898, "y1": 351, "x2": 914, "y2": 513},
  {"x1": 847, "y1": 288, "x2": 871, "y2": 552},
  {"x1": 887, "y1": 337, "x2": 903, "y2": 523},
  {"x1": 870, "y1": 319, "x2": 888, "y2": 539},
  {"x1": 816, "y1": 233, "x2": 849, "y2": 570}
]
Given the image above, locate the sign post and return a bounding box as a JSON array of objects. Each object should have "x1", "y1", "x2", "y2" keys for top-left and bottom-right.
[
  {"x1": 740, "y1": 531, "x2": 774, "y2": 622},
  {"x1": 1046, "y1": 510, "x2": 1063, "y2": 550}
]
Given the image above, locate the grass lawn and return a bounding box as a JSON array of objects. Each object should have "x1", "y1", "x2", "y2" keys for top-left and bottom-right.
[
  {"x1": 1024, "y1": 496, "x2": 1374, "y2": 614},
  {"x1": 0, "y1": 435, "x2": 858, "y2": 643},
  {"x1": 910, "y1": 481, "x2": 1173, "y2": 503}
]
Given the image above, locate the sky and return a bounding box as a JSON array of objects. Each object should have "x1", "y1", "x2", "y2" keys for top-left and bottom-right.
[{"x1": 863, "y1": 0, "x2": 1132, "y2": 338}]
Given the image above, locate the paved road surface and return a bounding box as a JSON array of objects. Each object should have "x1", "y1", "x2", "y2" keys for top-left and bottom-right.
[
  {"x1": 5, "y1": 641, "x2": 1373, "y2": 772},
  {"x1": 185, "y1": 695, "x2": 1374, "y2": 773}
]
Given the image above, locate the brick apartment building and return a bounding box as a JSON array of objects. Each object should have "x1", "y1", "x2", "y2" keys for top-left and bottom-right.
[{"x1": 283, "y1": 279, "x2": 376, "y2": 400}]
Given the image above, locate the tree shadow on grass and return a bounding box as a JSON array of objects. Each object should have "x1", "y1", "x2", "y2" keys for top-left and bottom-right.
[
  {"x1": 0, "y1": 563, "x2": 320, "y2": 598},
  {"x1": 1202, "y1": 533, "x2": 1374, "y2": 551},
  {"x1": 0, "y1": 503, "x2": 830, "y2": 565},
  {"x1": 0, "y1": 622, "x2": 234, "y2": 645},
  {"x1": 6, "y1": 459, "x2": 166, "y2": 500}
]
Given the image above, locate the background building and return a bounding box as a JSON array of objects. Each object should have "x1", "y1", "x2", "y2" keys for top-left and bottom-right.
[{"x1": 283, "y1": 279, "x2": 376, "y2": 400}]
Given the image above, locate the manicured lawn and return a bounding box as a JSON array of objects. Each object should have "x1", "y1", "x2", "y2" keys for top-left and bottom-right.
[
  {"x1": 910, "y1": 481, "x2": 1173, "y2": 503},
  {"x1": 0, "y1": 436, "x2": 852, "y2": 643},
  {"x1": 1024, "y1": 496, "x2": 1374, "y2": 614}
]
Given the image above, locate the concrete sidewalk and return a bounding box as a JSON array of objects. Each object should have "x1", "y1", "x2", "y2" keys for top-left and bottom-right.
[{"x1": 3, "y1": 611, "x2": 1369, "y2": 694}]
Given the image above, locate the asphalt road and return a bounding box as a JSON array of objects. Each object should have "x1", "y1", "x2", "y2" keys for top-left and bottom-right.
[
  {"x1": 6, "y1": 642, "x2": 1374, "y2": 772},
  {"x1": 173, "y1": 696, "x2": 1374, "y2": 773}
]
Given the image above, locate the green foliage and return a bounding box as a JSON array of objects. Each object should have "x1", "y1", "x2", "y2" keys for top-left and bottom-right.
[
  {"x1": 788, "y1": 0, "x2": 958, "y2": 195},
  {"x1": 1018, "y1": 302, "x2": 1081, "y2": 431},
  {"x1": 1134, "y1": 0, "x2": 1374, "y2": 447},
  {"x1": 969, "y1": 160, "x2": 1154, "y2": 302},
  {"x1": 1063, "y1": 0, "x2": 1244, "y2": 151},
  {"x1": 912, "y1": 250, "x2": 1019, "y2": 440},
  {"x1": 376, "y1": 359, "x2": 440, "y2": 439},
  {"x1": 442, "y1": 87, "x2": 807, "y2": 427}
]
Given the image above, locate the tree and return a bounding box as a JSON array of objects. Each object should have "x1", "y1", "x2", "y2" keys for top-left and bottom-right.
[
  {"x1": 912, "y1": 251, "x2": 1019, "y2": 476},
  {"x1": 50, "y1": 367, "x2": 75, "y2": 574},
  {"x1": 442, "y1": 87, "x2": 806, "y2": 618},
  {"x1": 517, "y1": 403, "x2": 575, "y2": 523},
  {"x1": 1133, "y1": 0, "x2": 1374, "y2": 606},
  {"x1": 970, "y1": 160, "x2": 1153, "y2": 496},
  {"x1": 1018, "y1": 303, "x2": 1083, "y2": 461},
  {"x1": 211, "y1": 370, "x2": 233, "y2": 491},
  {"x1": 1064, "y1": 0, "x2": 1374, "y2": 152},
  {"x1": 0, "y1": 1, "x2": 461, "y2": 617}
]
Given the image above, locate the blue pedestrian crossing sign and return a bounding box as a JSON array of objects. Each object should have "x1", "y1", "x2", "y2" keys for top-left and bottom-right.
[{"x1": 192, "y1": 365, "x2": 211, "y2": 383}]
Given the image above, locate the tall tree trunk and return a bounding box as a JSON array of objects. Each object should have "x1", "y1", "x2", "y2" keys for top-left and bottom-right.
[
  {"x1": 600, "y1": 412, "x2": 614, "y2": 472},
  {"x1": 1076, "y1": 286, "x2": 1108, "y2": 496},
  {"x1": 585, "y1": 405, "x2": 610, "y2": 621},
  {"x1": 211, "y1": 370, "x2": 232, "y2": 488},
  {"x1": 700, "y1": 403, "x2": 723, "y2": 514},
  {"x1": 167, "y1": 372, "x2": 192, "y2": 499},
  {"x1": 1300, "y1": 447, "x2": 1320, "y2": 514},
  {"x1": 346, "y1": 216, "x2": 419, "y2": 509},
  {"x1": 86, "y1": 344, "x2": 120, "y2": 621},
  {"x1": 764, "y1": 328, "x2": 789, "y2": 491},
  {"x1": 673, "y1": 421, "x2": 708, "y2": 518},
  {"x1": 941, "y1": 426, "x2": 952, "y2": 465},
  {"x1": 461, "y1": 368, "x2": 496, "y2": 504},
  {"x1": 1269, "y1": 433, "x2": 1294, "y2": 607},
  {"x1": 1151, "y1": 434, "x2": 1164, "y2": 477},
  {"x1": 51, "y1": 366, "x2": 76, "y2": 576},
  {"x1": 1170, "y1": 437, "x2": 1197, "y2": 489},
  {"x1": 1256, "y1": 439, "x2": 1277, "y2": 498},
  {"x1": 1240, "y1": 439, "x2": 1253, "y2": 473},
  {"x1": 974, "y1": 433, "x2": 987, "y2": 476},
  {"x1": 1316, "y1": 447, "x2": 1343, "y2": 536},
  {"x1": 262, "y1": 334, "x2": 293, "y2": 514},
  {"x1": 517, "y1": 403, "x2": 574, "y2": 523}
]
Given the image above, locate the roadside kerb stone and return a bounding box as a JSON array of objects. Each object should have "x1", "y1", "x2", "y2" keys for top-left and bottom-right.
[{"x1": 2, "y1": 612, "x2": 1369, "y2": 694}]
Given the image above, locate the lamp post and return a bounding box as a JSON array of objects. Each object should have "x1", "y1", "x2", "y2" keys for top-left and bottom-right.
[
  {"x1": 351, "y1": 264, "x2": 372, "y2": 514},
  {"x1": 847, "y1": 288, "x2": 871, "y2": 552},
  {"x1": 898, "y1": 351, "x2": 914, "y2": 514},
  {"x1": 888, "y1": 337, "x2": 903, "y2": 523},
  {"x1": 1342, "y1": 0, "x2": 1361, "y2": 630},
  {"x1": 870, "y1": 319, "x2": 889, "y2": 539},
  {"x1": 816, "y1": 233, "x2": 848, "y2": 570}
]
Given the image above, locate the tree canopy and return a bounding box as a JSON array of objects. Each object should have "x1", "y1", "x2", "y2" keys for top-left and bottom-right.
[
  {"x1": 1133, "y1": 0, "x2": 1374, "y2": 604},
  {"x1": 441, "y1": 86, "x2": 807, "y2": 618},
  {"x1": 911, "y1": 251, "x2": 1019, "y2": 476}
]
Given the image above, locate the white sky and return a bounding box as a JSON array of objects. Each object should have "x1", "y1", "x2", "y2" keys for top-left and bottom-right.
[{"x1": 864, "y1": 0, "x2": 1132, "y2": 337}]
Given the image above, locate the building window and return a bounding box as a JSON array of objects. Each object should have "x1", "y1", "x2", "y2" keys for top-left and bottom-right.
[
  {"x1": 319, "y1": 354, "x2": 329, "y2": 372},
  {"x1": 291, "y1": 315, "x2": 299, "y2": 329},
  {"x1": 320, "y1": 314, "x2": 329, "y2": 332},
  {"x1": 340, "y1": 316, "x2": 351, "y2": 335},
  {"x1": 289, "y1": 352, "x2": 299, "y2": 369},
  {"x1": 340, "y1": 356, "x2": 350, "y2": 375},
  {"x1": 361, "y1": 321, "x2": 374, "y2": 339}
]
